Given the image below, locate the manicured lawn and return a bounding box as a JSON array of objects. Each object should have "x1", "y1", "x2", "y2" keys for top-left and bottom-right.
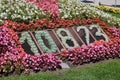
[{"x1": 1, "y1": 59, "x2": 120, "y2": 80}]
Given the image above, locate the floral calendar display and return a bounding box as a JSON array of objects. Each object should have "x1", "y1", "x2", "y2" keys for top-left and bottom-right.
[{"x1": 19, "y1": 24, "x2": 110, "y2": 54}]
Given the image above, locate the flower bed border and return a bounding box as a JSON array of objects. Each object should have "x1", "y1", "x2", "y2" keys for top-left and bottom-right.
[
  {"x1": 3, "y1": 18, "x2": 110, "y2": 32},
  {"x1": 1, "y1": 18, "x2": 120, "y2": 76}
]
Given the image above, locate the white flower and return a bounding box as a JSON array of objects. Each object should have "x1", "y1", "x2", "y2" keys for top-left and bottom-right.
[
  {"x1": 0, "y1": 0, "x2": 46, "y2": 23},
  {"x1": 58, "y1": 0, "x2": 120, "y2": 27}
]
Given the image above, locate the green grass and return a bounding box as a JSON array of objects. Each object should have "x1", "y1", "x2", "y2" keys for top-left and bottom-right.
[
  {"x1": 1, "y1": 59, "x2": 120, "y2": 80},
  {"x1": 108, "y1": 12, "x2": 120, "y2": 18}
]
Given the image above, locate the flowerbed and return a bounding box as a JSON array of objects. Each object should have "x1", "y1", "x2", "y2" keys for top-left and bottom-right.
[
  {"x1": 0, "y1": 0, "x2": 120, "y2": 77},
  {"x1": 0, "y1": 26, "x2": 62, "y2": 76},
  {"x1": 95, "y1": 6, "x2": 120, "y2": 14},
  {"x1": 60, "y1": 20, "x2": 120, "y2": 65},
  {"x1": 0, "y1": 53, "x2": 62, "y2": 76},
  {"x1": 1, "y1": 18, "x2": 120, "y2": 76},
  {"x1": 26, "y1": 0, "x2": 59, "y2": 18},
  {"x1": 3, "y1": 18, "x2": 108, "y2": 31},
  {"x1": 60, "y1": 39, "x2": 120, "y2": 64},
  {"x1": 58, "y1": 0, "x2": 120, "y2": 27},
  {"x1": 0, "y1": 0, "x2": 47, "y2": 23},
  {"x1": 0, "y1": 0, "x2": 120, "y2": 27}
]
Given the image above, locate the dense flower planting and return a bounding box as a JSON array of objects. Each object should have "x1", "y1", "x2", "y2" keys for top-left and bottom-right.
[
  {"x1": 23, "y1": 54, "x2": 62, "y2": 71},
  {"x1": 0, "y1": 0, "x2": 120, "y2": 27},
  {"x1": 60, "y1": 40, "x2": 120, "y2": 64},
  {"x1": 0, "y1": 0, "x2": 47, "y2": 23},
  {"x1": 0, "y1": 0, "x2": 120, "y2": 77},
  {"x1": 95, "y1": 6, "x2": 120, "y2": 14},
  {"x1": 58, "y1": 0, "x2": 120, "y2": 27},
  {"x1": 0, "y1": 53, "x2": 62, "y2": 76},
  {"x1": 0, "y1": 53, "x2": 24, "y2": 76},
  {"x1": 0, "y1": 26, "x2": 24, "y2": 76},
  {"x1": 0, "y1": 26, "x2": 23, "y2": 55},
  {"x1": 1, "y1": 16, "x2": 120, "y2": 76},
  {"x1": 60, "y1": 22, "x2": 120, "y2": 65},
  {"x1": 26, "y1": 0, "x2": 59, "y2": 18},
  {"x1": 0, "y1": 26, "x2": 62, "y2": 76},
  {"x1": 3, "y1": 18, "x2": 106, "y2": 31}
]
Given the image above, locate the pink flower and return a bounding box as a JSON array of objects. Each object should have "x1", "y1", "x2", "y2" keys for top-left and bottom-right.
[{"x1": 26, "y1": 0, "x2": 59, "y2": 18}]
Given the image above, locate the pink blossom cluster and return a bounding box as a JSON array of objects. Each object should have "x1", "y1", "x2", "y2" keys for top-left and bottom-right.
[
  {"x1": 0, "y1": 53, "x2": 24, "y2": 75},
  {"x1": 0, "y1": 26, "x2": 24, "y2": 75},
  {"x1": 23, "y1": 54, "x2": 62, "y2": 71},
  {"x1": 60, "y1": 27, "x2": 120, "y2": 65},
  {"x1": 61, "y1": 40, "x2": 120, "y2": 64},
  {"x1": 109, "y1": 27, "x2": 120, "y2": 38},
  {"x1": 0, "y1": 26, "x2": 21, "y2": 55},
  {"x1": 0, "y1": 53, "x2": 62, "y2": 75},
  {"x1": 26, "y1": 0, "x2": 59, "y2": 18},
  {"x1": 0, "y1": 26, "x2": 62, "y2": 76}
]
